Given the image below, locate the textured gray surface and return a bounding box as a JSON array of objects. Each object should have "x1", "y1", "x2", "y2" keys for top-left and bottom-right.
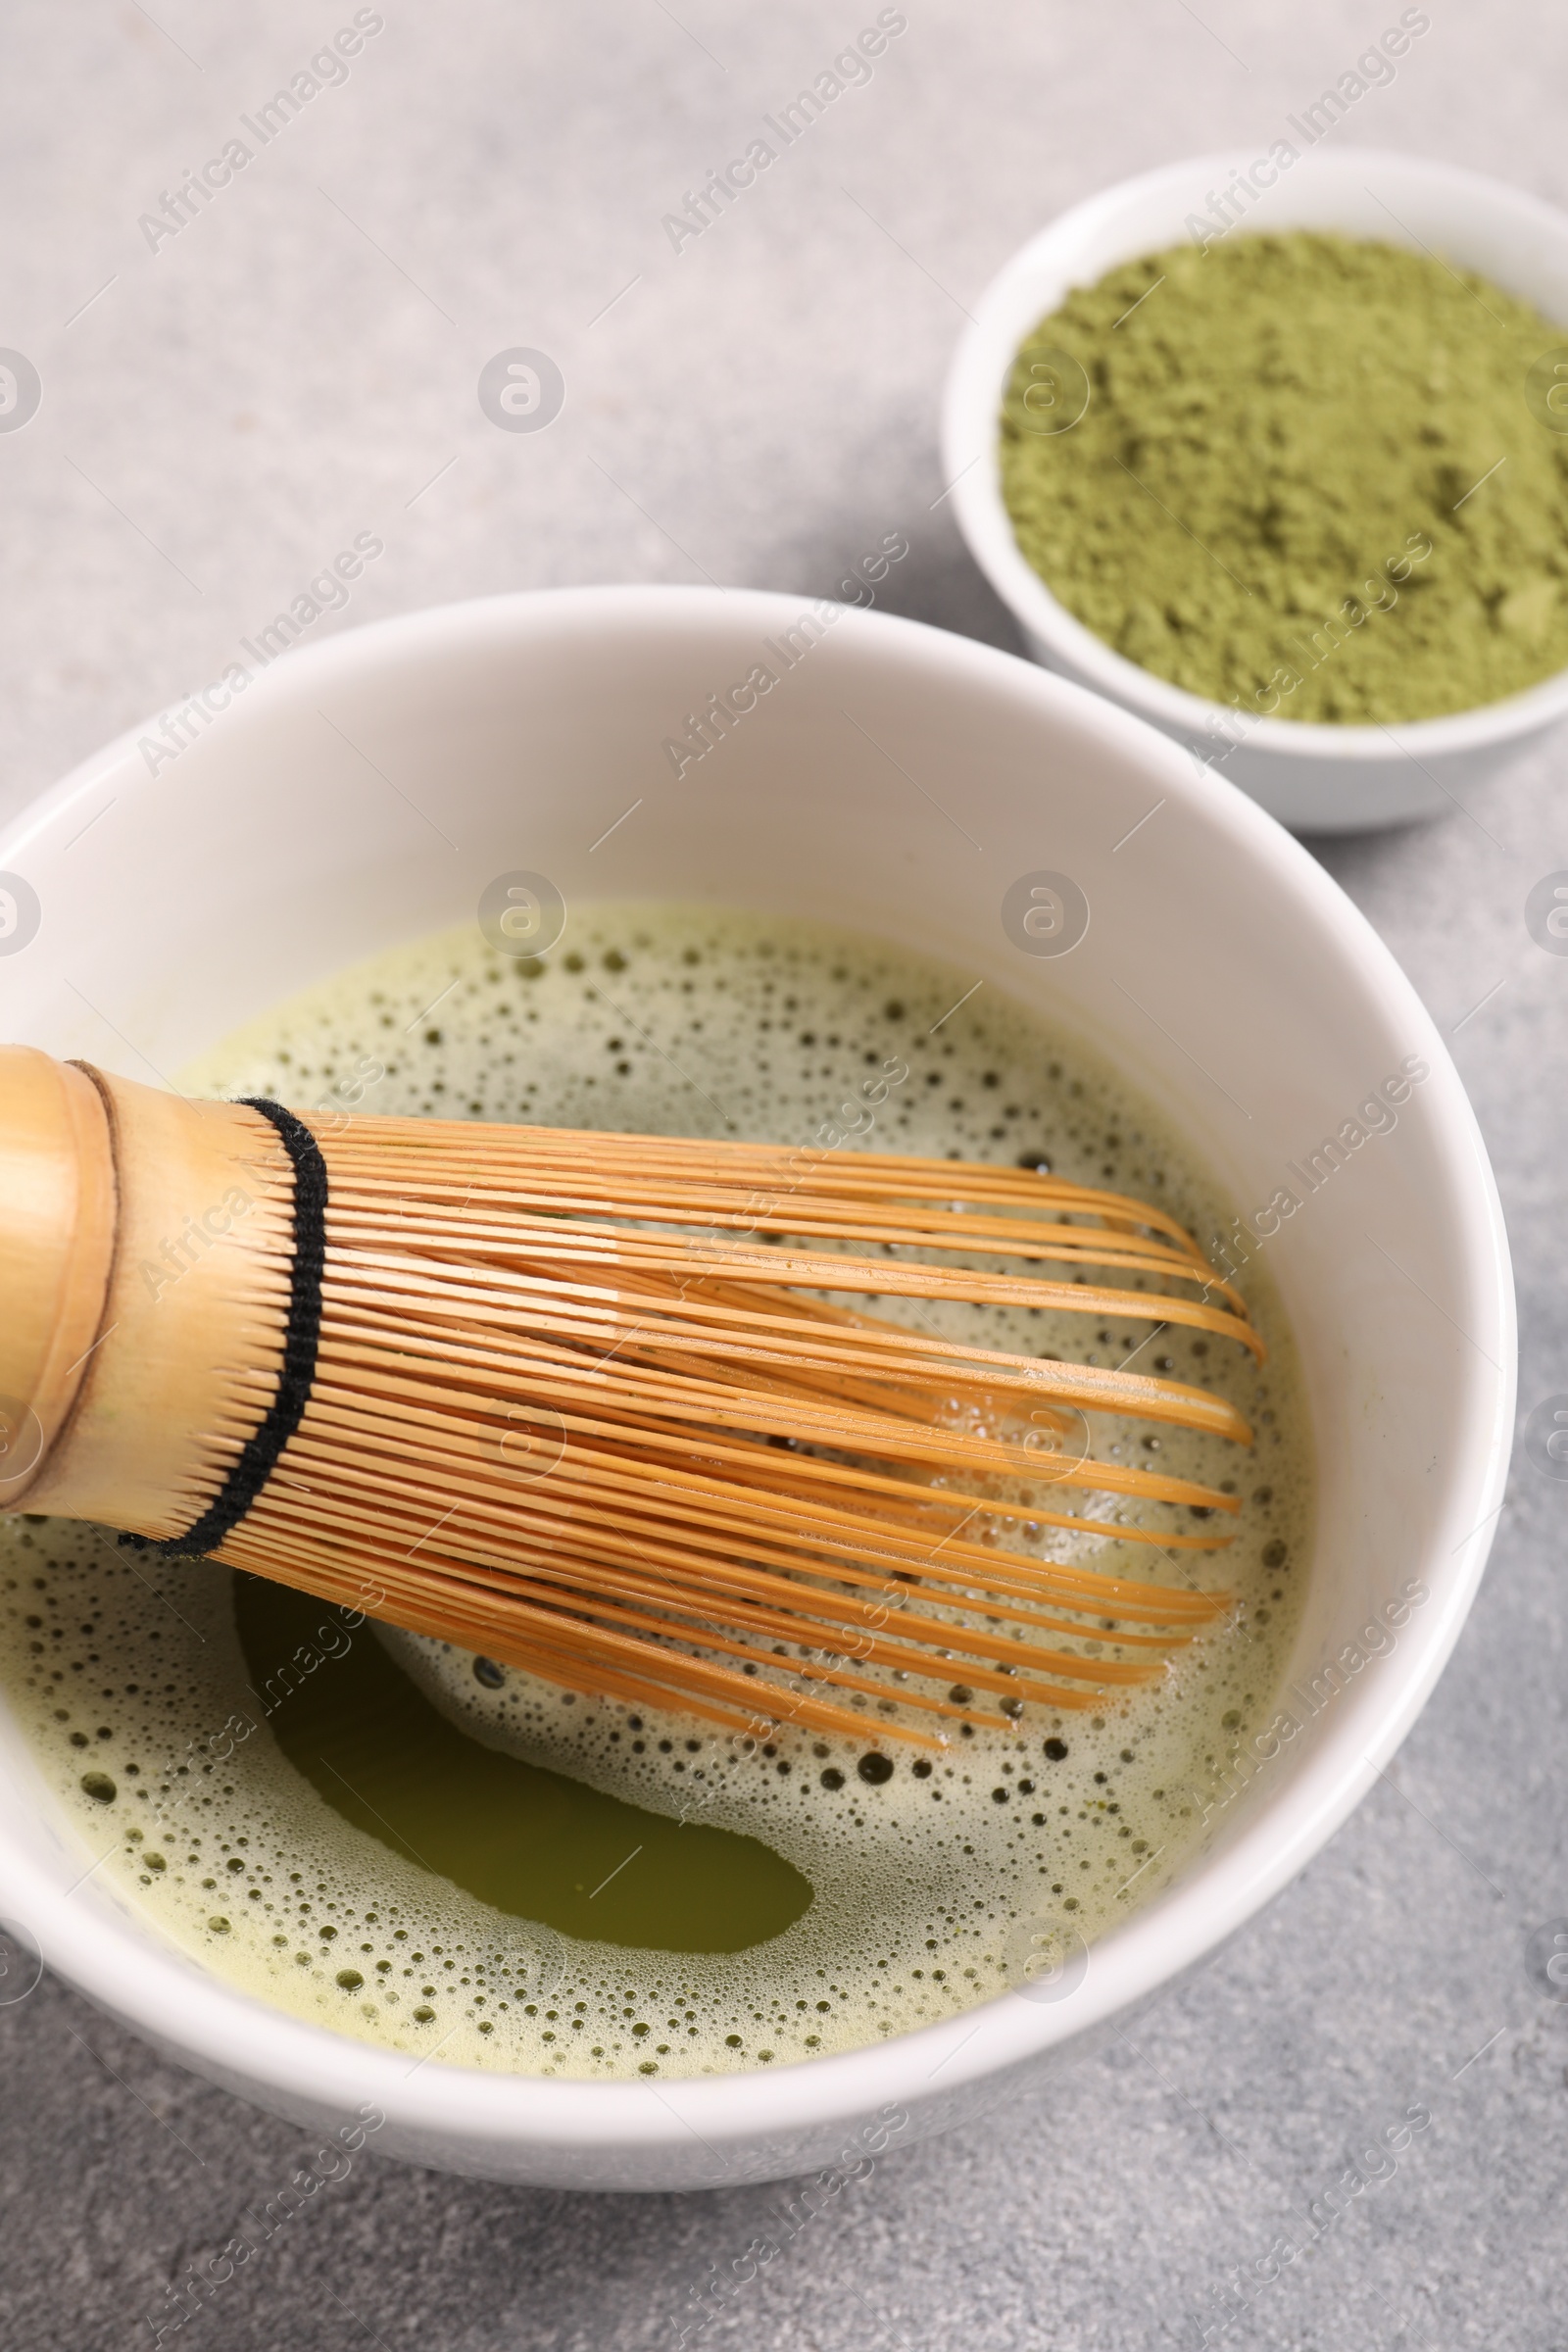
[{"x1": 2, "y1": 2, "x2": 1567, "y2": 2345}]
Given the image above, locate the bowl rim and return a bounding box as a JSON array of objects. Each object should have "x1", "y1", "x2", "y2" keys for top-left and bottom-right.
[
  {"x1": 0, "y1": 584, "x2": 1516, "y2": 2162},
  {"x1": 942, "y1": 144, "x2": 1568, "y2": 764}
]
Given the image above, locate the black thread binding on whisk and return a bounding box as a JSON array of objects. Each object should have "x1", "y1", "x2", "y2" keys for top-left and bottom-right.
[{"x1": 150, "y1": 1100, "x2": 327, "y2": 1560}]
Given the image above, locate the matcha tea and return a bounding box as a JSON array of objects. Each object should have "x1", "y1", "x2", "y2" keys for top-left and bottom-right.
[
  {"x1": 1001, "y1": 231, "x2": 1568, "y2": 723},
  {"x1": 0, "y1": 908, "x2": 1311, "y2": 2077}
]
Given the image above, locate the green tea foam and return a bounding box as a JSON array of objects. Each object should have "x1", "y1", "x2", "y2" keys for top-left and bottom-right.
[{"x1": 0, "y1": 907, "x2": 1310, "y2": 2077}]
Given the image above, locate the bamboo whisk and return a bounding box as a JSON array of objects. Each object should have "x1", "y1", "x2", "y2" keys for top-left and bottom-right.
[{"x1": 0, "y1": 1047, "x2": 1261, "y2": 1749}]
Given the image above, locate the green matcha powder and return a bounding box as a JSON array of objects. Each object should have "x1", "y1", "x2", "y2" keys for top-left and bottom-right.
[{"x1": 1000, "y1": 231, "x2": 1568, "y2": 723}]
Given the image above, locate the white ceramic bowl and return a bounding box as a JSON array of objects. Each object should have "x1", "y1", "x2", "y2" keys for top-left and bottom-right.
[
  {"x1": 943, "y1": 147, "x2": 1568, "y2": 833},
  {"x1": 0, "y1": 587, "x2": 1513, "y2": 2185}
]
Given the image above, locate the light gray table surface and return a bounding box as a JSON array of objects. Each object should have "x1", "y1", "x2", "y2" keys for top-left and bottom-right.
[{"x1": 2, "y1": 3, "x2": 1566, "y2": 2345}]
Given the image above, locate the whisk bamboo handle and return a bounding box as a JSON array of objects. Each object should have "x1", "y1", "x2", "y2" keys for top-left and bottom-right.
[{"x1": 0, "y1": 1047, "x2": 291, "y2": 1534}]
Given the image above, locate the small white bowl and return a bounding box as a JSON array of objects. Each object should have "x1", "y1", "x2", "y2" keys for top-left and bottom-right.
[
  {"x1": 944, "y1": 148, "x2": 1568, "y2": 833},
  {"x1": 0, "y1": 588, "x2": 1514, "y2": 2184}
]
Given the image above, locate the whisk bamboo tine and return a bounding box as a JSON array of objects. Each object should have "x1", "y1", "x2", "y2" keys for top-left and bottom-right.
[
  {"x1": 318, "y1": 1262, "x2": 1257, "y2": 1438},
  {"x1": 279, "y1": 1423, "x2": 1228, "y2": 1645},
  {"x1": 0, "y1": 1047, "x2": 1257, "y2": 1748},
  {"x1": 300, "y1": 1320, "x2": 1243, "y2": 1500}
]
